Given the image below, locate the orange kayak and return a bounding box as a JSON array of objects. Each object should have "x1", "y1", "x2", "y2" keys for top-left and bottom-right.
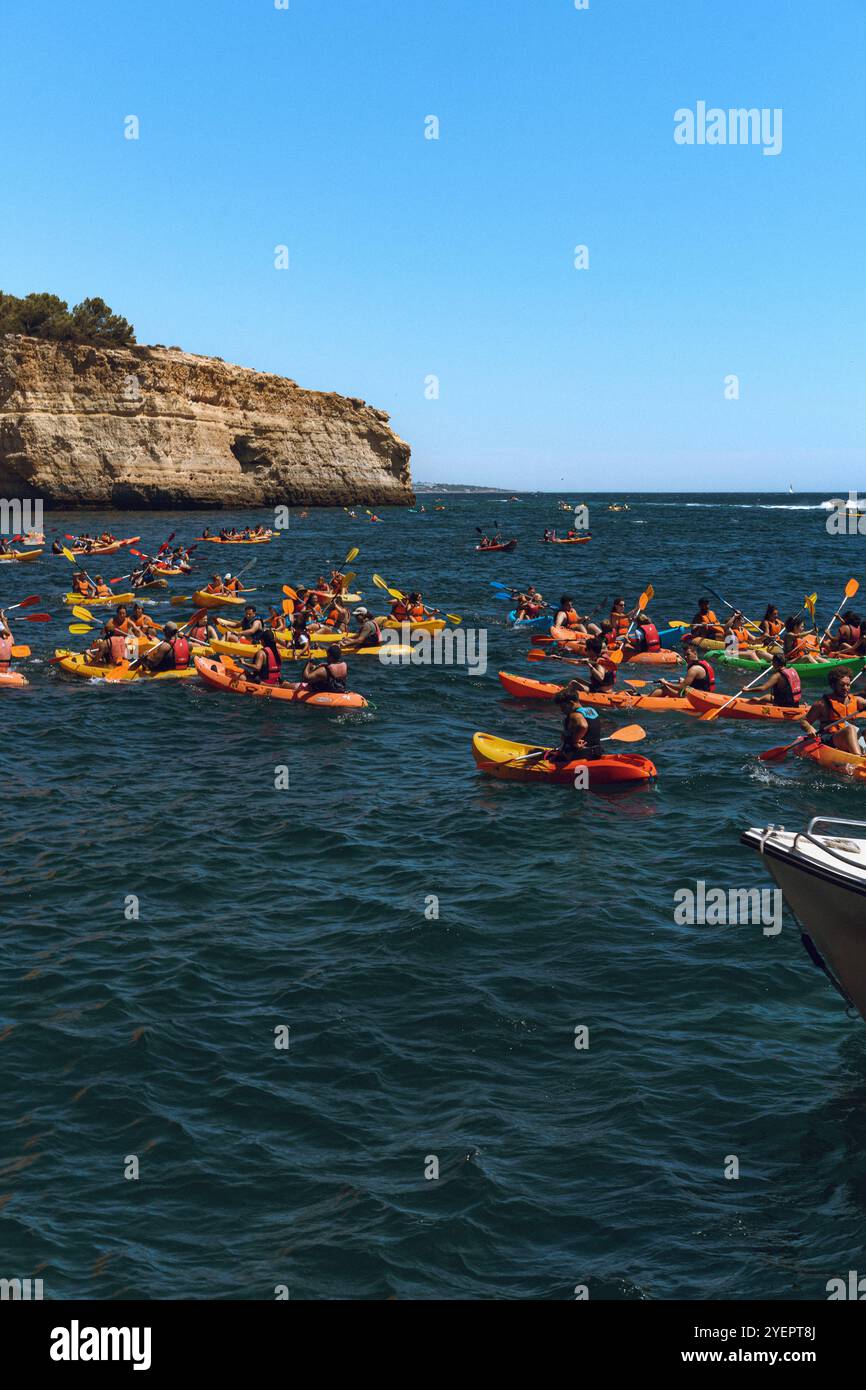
[
  {"x1": 685, "y1": 689, "x2": 807, "y2": 721},
  {"x1": 194, "y1": 656, "x2": 367, "y2": 707},
  {"x1": 548, "y1": 626, "x2": 681, "y2": 665},
  {"x1": 472, "y1": 732, "x2": 656, "y2": 785},
  {"x1": 497, "y1": 670, "x2": 694, "y2": 713}
]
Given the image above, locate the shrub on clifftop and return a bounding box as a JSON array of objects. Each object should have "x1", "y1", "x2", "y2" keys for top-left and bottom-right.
[{"x1": 0, "y1": 291, "x2": 135, "y2": 346}]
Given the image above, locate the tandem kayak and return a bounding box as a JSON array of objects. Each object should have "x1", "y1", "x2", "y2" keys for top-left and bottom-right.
[
  {"x1": 195, "y1": 657, "x2": 367, "y2": 707},
  {"x1": 497, "y1": 670, "x2": 693, "y2": 713},
  {"x1": 198, "y1": 534, "x2": 274, "y2": 545},
  {"x1": 541, "y1": 536, "x2": 591, "y2": 544},
  {"x1": 0, "y1": 548, "x2": 43, "y2": 563},
  {"x1": 212, "y1": 636, "x2": 410, "y2": 661},
  {"x1": 684, "y1": 689, "x2": 808, "y2": 721},
  {"x1": 53, "y1": 650, "x2": 196, "y2": 681},
  {"x1": 375, "y1": 617, "x2": 447, "y2": 633},
  {"x1": 715, "y1": 651, "x2": 866, "y2": 680},
  {"x1": 548, "y1": 627, "x2": 682, "y2": 664},
  {"x1": 471, "y1": 731, "x2": 657, "y2": 785},
  {"x1": 65, "y1": 537, "x2": 140, "y2": 556},
  {"x1": 475, "y1": 540, "x2": 517, "y2": 552},
  {"x1": 192, "y1": 590, "x2": 247, "y2": 609},
  {"x1": 63, "y1": 591, "x2": 137, "y2": 607},
  {"x1": 507, "y1": 609, "x2": 549, "y2": 631}
]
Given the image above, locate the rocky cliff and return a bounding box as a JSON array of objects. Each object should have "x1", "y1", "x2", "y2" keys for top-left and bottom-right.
[{"x1": 0, "y1": 336, "x2": 413, "y2": 508}]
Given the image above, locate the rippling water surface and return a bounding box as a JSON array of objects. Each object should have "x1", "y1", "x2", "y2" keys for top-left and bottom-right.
[{"x1": 3, "y1": 493, "x2": 866, "y2": 1300}]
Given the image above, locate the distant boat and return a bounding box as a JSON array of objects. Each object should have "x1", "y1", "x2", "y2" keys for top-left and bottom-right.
[{"x1": 788, "y1": 483, "x2": 794, "y2": 493}]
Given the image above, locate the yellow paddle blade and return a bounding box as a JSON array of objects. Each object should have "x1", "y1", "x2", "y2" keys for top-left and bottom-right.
[
  {"x1": 68, "y1": 623, "x2": 93, "y2": 634},
  {"x1": 607, "y1": 723, "x2": 646, "y2": 742},
  {"x1": 344, "y1": 547, "x2": 359, "y2": 564},
  {"x1": 72, "y1": 605, "x2": 95, "y2": 622},
  {"x1": 342, "y1": 571, "x2": 356, "y2": 586},
  {"x1": 11, "y1": 644, "x2": 31, "y2": 658},
  {"x1": 668, "y1": 620, "x2": 689, "y2": 628},
  {"x1": 282, "y1": 584, "x2": 298, "y2": 600},
  {"x1": 102, "y1": 661, "x2": 131, "y2": 682},
  {"x1": 282, "y1": 598, "x2": 295, "y2": 614},
  {"x1": 61, "y1": 546, "x2": 77, "y2": 564},
  {"x1": 372, "y1": 574, "x2": 389, "y2": 590},
  {"x1": 387, "y1": 586, "x2": 404, "y2": 600},
  {"x1": 446, "y1": 613, "x2": 462, "y2": 625}
]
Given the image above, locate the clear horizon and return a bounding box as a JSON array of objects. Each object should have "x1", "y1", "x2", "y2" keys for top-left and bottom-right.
[{"x1": 1, "y1": 0, "x2": 862, "y2": 491}]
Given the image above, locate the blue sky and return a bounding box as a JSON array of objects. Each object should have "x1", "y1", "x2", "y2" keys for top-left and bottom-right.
[{"x1": 1, "y1": 0, "x2": 863, "y2": 490}]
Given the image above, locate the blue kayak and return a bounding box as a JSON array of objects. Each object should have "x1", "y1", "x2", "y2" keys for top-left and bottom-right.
[{"x1": 508, "y1": 608, "x2": 549, "y2": 631}]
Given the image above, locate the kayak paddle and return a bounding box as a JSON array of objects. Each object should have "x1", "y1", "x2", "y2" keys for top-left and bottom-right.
[
  {"x1": 507, "y1": 724, "x2": 648, "y2": 765},
  {"x1": 698, "y1": 664, "x2": 775, "y2": 721},
  {"x1": 819, "y1": 577, "x2": 859, "y2": 647},
  {"x1": 5, "y1": 595, "x2": 41, "y2": 611},
  {"x1": 759, "y1": 735, "x2": 820, "y2": 764}
]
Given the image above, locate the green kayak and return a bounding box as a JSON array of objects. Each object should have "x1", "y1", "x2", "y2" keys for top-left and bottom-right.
[{"x1": 714, "y1": 651, "x2": 866, "y2": 680}]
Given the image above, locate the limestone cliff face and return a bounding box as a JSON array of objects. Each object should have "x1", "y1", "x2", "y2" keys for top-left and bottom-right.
[{"x1": 0, "y1": 336, "x2": 413, "y2": 508}]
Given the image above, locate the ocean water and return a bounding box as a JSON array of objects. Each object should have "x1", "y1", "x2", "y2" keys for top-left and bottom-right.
[{"x1": 2, "y1": 491, "x2": 866, "y2": 1301}]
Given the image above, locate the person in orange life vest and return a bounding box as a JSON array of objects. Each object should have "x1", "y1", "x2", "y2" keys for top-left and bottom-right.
[
  {"x1": 690, "y1": 598, "x2": 724, "y2": 639},
  {"x1": 234, "y1": 605, "x2": 264, "y2": 642},
  {"x1": 127, "y1": 603, "x2": 158, "y2": 636},
  {"x1": 329, "y1": 568, "x2": 347, "y2": 595},
  {"x1": 90, "y1": 620, "x2": 128, "y2": 666},
  {"x1": 342, "y1": 607, "x2": 381, "y2": 650},
  {"x1": 92, "y1": 575, "x2": 112, "y2": 598},
  {"x1": 825, "y1": 609, "x2": 865, "y2": 656},
  {"x1": 301, "y1": 643, "x2": 349, "y2": 694},
  {"x1": 111, "y1": 605, "x2": 133, "y2": 635},
  {"x1": 655, "y1": 644, "x2": 715, "y2": 697},
  {"x1": 622, "y1": 607, "x2": 661, "y2": 657},
  {"x1": 224, "y1": 573, "x2": 243, "y2": 593},
  {"x1": 783, "y1": 615, "x2": 826, "y2": 664},
  {"x1": 71, "y1": 570, "x2": 93, "y2": 596},
  {"x1": 721, "y1": 609, "x2": 753, "y2": 651},
  {"x1": 609, "y1": 598, "x2": 633, "y2": 644},
  {"x1": 285, "y1": 610, "x2": 312, "y2": 653},
  {"x1": 740, "y1": 652, "x2": 803, "y2": 708},
  {"x1": 143, "y1": 621, "x2": 191, "y2": 673},
  {"x1": 0, "y1": 609, "x2": 15, "y2": 673},
  {"x1": 554, "y1": 595, "x2": 589, "y2": 634},
  {"x1": 268, "y1": 606, "x2": 287, "y2": 633},
  {"x1": 205, "y1": 573, "x2": 225, "y2": 594},
  {"x1": 319, "y1": 596, "x2": 350, "y2": 632},
  {"x1": 759, "y1": 604, "x2": 784, "y2": 646},
  {"x1": 801, "y1": 669, "x2": 866, "y2": 755},
  {"x1": 240, "y1": 628, "x2": 282, "y2": 685}
]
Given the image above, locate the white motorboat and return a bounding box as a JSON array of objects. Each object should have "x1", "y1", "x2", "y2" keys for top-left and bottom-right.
[{"x1": 742, "y1": 818, "x2": 866, "y2": 1021}]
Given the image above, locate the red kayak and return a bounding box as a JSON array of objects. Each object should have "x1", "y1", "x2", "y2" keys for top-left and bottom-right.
[{"x1": 475, "y1": 539, "x2": 517, "y2": 552}]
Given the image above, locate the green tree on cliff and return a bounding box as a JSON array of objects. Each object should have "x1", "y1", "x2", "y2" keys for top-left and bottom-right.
[{"x1": 0, "y1": 291, "x2": 136, "y2": 346}]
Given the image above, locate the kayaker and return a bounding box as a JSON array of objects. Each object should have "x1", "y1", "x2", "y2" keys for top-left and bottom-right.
[
  {"x1": 567, "y1": 635, "x2": 618, "y2": 693},
  {"x1": 72, "y1": 571, "x2": 92, "y2": 596},
  {"x1": 721, "y1": 609, "x2": 753, "y2": 651},
  {"x1": 759, "y1": 604, "x2": 784, "y2": 646},
  {"x1": 826, "y1": 610, "x2": 864, "y2": 656},
  {"x1": 224, "y1": 573, "x2": 243, "y2": 594},
  {"x1": 542, "y1": 528, "x2": 552, "y2": 542},
  {"x1": 623, "y1": 608, "x2": 660, "y2": 657},
  {"x1": 690, "y1": 598, "x2": 724, "y2": 640},
  {"x1": 319, "y1": 595, "x2": 350, "y2": 632},
  {"x1": 205, "y1": 573, "x2": 226, "y2": 594},
  {"x1": 235, "y1": 605, "x2": 264, "y2": 641},
  {"x1": 93, "y1": 575, "x2": 112, "y2": 598},
  {"x1": 609, "y1": 598, "x2": 631, "y2": 646},
  {"x1": 268, "y1": 605, "x2": 287, "y2": 633},
  {"x1": 550, "y1": 682, "x2": 603, "y2": 761},
  {"x1": 300, "y1": 643, "x2": 349, "y2": 694},
  {"x1": 143, "y1": 621, "x2": 191, "y2": 673},
  {"x1": 240, "y1": 628, "x2": 282, "y2": 685},
  {"x1": 783, "y1": 616, "x2": 826, "y2": 664},
  {"x1": 128, "y1": 602, "x2": 159, "y2": 636},
  {"x1": 801, "y1": 670, "x2": 866, "y2": 755},
  {"x1": 0, "y1": 610, "x2": 14, "y2": 674},
  {"x1": 390, "y1": 593, "x2": 411, "y2": 622},
  {"x1": 342, "y1": 607, "x2": 381, "y2": 650},
  {"x1": 201, "y1": 527, "x2": 211, "y2": 539},
  {"x1": 740, "y1": 652, "x2": 802, "y2": 708},
  {"x1": 91, "y1": 620, "x2": 128, "y2": 666},
  {"x1": 655, "y1": 644, "x2": 715, "y2": 696}
]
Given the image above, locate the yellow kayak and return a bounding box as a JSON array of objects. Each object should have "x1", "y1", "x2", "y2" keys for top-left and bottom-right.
[
  {"x1": 53, "y1": 649, "x2": 197, "y2": 681},
  {"x1": 0, "y1": 548, "x2": 43, "y2": 563},
  {"x1": 63, "y1": 592, "x2": 139, "y2": 607},
  {"x1": 192, "y1": 590, "x2": 248, "y2": 609},
  {"x1": 375, "y1": 616, "x2": 446, "y2": 633}
]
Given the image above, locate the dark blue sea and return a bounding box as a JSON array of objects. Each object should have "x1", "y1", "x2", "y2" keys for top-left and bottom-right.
[{"x1": 3, "y1": 491, "x2": 866, "y2": 1300}]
